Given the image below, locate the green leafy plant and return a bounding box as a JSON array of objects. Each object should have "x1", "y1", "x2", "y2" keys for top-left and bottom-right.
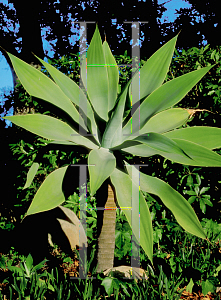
[
  {"x1": 115, "y1": 209, "x2": 132, "y2": 261},
  {"x1": 3, "y1": 24, "x2": 221, "y2": 277},
  {"x1": 0, "y1": 253, "x2": 55, "y2": 300},
  {"x1": 183, "y1": 179, "x2": 213, "y2": 214},
  {"x1": 201, "y1": 218, "x2": 221, "y2": 243}
]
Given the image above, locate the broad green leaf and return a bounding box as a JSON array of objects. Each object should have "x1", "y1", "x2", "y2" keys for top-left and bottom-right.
[
  {"x1": 202, "y1": 280, "x2": 216, "y2": 296},
  {"x1": 6, "y1": 52, "x2": 86, "y2": 129},
  {"x1": 186, "y1": 278, "x2": 194, "y2": 293},
  {"x1": 166, "y1": 138, "x2": 221, "y2": 166},
  {"x1": 88, "y1": 148, "x2": 116, "y2": 196},
  {"x1": 101, "y1": 277, "x2": 114, "y2": 297},
  {"x1": 115, "y1": 231, "x2": 123, "y2": 249},
  {"x1": 123, "y1": 65, "x2": 213, "y2": 136},
  {"x1": 23, "y1": 162, "x2": 39, "y2": 190},
  {"x1": 133, "y1": 133, "x2": 191, "y2": 158},
  {"x1": 35, "y1": 55, "x2": 100, "y2": 143},
  {"x1": 102, "y1": 79, "x2": 132, "y2": 148},
  {"x1": 85, "y1": 25, "x2": 109, "y2": 121},
  {"x1": 121, "y1": 138, "x2": 221, "y2": 166},
  {"x1": 130, "y1": 34, "x2": 178, "y2": 104},
  {"x1": 26, "y1": 166, "x2": 68, "y2": 215},
  {"x1": 110, "y1": 167, "x2": 153, "y2": 264},
  {"x1": 103, "y1": 40, "x2": 119, "y2": 111},
  {"x1": 25, "y1": 254, "x2": 33, "y2": 273},
  {"x1": 125, "y1": 162, "x2": 206, "y2": 239},
  {"x1": 123, "y1": 108, "x2": 189, "y2": 142},
  {"x1": 119, "y1": 142, "x2": 157, "y2": 157},
  {"x1": 7, "y1": 266, "x2": 23, "y2": 276},
  {"x1": 163, "y1": 126, "x2": 221, "y2": 150},
  {"x1": 3, "y1": 114, "x2": 98, "y2": 150},
  {"x1": 32, "y1": 259, "x2": 49, "y2": 273}
]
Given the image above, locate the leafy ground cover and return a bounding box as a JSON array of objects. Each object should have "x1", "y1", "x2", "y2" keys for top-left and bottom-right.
[{"x1": 1, "y1": 183, "x2": 221, "y2": 299}]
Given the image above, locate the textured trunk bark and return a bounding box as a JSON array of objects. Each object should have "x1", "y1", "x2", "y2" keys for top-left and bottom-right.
[{"x1": 96, "y1": 183, "x2": 117, "y2": 274}]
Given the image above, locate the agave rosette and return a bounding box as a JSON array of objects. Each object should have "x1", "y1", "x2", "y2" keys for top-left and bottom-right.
[{"x1": 4, "y1": 25, "x2": 221, "y2": 263}]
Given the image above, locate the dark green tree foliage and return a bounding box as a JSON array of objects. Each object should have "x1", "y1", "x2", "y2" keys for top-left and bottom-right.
[
  {"x1": 1, "y1": 1, "x2": 166, "y2": 62},
  {"x1": 171, "y1": 0, "x2": 221, "y2": 49},
  {"x1": 76, "y1": 0, "x2": 166, "y2": 58},
  {"x1": 0, "y1": 0, "x2": 166, "y2": 120}
]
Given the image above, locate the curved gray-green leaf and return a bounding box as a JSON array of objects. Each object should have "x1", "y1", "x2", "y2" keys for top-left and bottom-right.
[
  {"x1": 86, "y1": 25, "x2": 109, "y2": 121},
  {"x1": 122, "y1": 108, "x2": 189, "y2": 142},
  {"x1": 130, "y1": 34, "x2": 178, "y2": 104},
  {"x1": 163, "y1": 126, "x2": 221, "y2": 150},
  {"x1": 35, "y1": 55, "x2": 100, "y2": 143},
  {"x1": 102, "y1": 79, "x2": 132, "y2": 149},
  {"x1": 133, "y1": 133, "x2": 191, "y2": 158},
  {"x1": 168, "y1": 139, "x2": 221, "y2": 167},
  {"x1": 7, "y1": 52, "x2": 85, "y2": 129},
  {"x1": 125, "y1": 162, "x2": 206, "y2": 239},
  {"x1": 121, "y1": 138, "x2": 221, "y2": 166},
  {"x1": 23, "y1": 162, "x2": 39, "y2": 190},
  {"x1": 88, "y1": 148, "x2": 116, "y2": 196},
  {"x1": 120, "y1": 143, "x2": 157, "y2": 157},
  {"x1": 3, "y1": 114, "x2": 99, "y2": 150},
  {"x1": 110, "y1": 167, "x2": 153, "y2": 264},
  {"x1": 103, "y1": 40, "x2": 119, "y2": 112},
  {"x1": 26, "y1": 166, "x2": 68, "y2": 215},
  {"x1": 123, "y1": 65, "x2": 213, "y2": 136}
]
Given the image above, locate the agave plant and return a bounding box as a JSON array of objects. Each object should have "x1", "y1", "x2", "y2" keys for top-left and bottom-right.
[{"x1": 3, "y1": 24, "x2": 221, "y2": 277}]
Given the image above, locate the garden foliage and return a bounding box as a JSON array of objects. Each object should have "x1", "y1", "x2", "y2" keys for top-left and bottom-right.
[
  {"x1": 1, "y1": 27, "x2": 221, "y2": 299},
  {"x1": 3, "y1": 25, "x2": 221, "y2": 267}
]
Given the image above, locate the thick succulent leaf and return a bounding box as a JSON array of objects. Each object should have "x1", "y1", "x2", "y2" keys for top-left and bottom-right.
[
  {"x1": 84, "y1": 25, "x2": 109, "y2": 121},
  {"x1": 26, "y1": 166, "x2": 68, "y2": 215},
  {"x1": 120, "y1": 143, "x2": 157, "y2": 157},
  {"x1": 133, "y1": 133, "x2": 191, "y2": 158},
  {"x1": 35, "y1": 55, "x2": 100, "y2": 143},
  {"x1": 110, "y1": 167, "x2": 153, "y2": 264},
  {"x1": 102, "y1": 79, "x2": 132, "y2": 148},
  {"x1": 123, "y1": 108, "x2": 189, "y2": 142},
  {"x1": 165, "y1": 139, "x2": 221, "y2": 166},
  {"x1": 6, "y1": 52, "x2": 85, "y2": 129},
  {"x1": 125, "y1": 162, "x2": 206, "y2": 239},
  {"x1": 123, "y1": 65, "x2": 213, "y2": 136},
  {"x1": 121, "y1": 138, "x2": 221, "y2": 166},
  {"x1": 3, "y1": 114, "x2": 98, "y2": 150},
  {"x1": 131, "y1": 34, "x2": 178, "y2": 105},
  {"x1": 23, "y1": 162, "x2": 39, "y2": 190},
  {"x1": 103, "y1": 40, "x2": 119, "y2": 111},
  {"x1": 163, "y1": 126, "x2": 221, "y2": 150},
  {"x1": 88, "y1": 148, "x2": 116, "y2": 196}
]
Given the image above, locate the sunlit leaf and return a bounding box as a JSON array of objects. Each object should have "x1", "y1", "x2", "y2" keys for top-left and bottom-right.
[
  {"x1": 26, "y1": 166, "x2": 68, "y2": 215},
  {"x1": 88, "y1": 148, "x2": 116, "y2": 196},
  {"x1": 110, "y1": 167, "x2": 153, "y2": 264},
  {"x1": 125, "y1": 162, "x2": 206, "y2": 239},
  {"x1": 23, "y1": 162, "x2": 39, "y2": 190}
]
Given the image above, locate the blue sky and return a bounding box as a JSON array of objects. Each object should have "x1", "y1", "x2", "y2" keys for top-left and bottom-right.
[{"x1": 0, "y1": 0, "x2": 191, "y2": 127}]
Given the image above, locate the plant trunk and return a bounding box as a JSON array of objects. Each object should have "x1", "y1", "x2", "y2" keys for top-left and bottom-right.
[{"x1": 96, "y1": 182, "x2": 117, "y2": 274}]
